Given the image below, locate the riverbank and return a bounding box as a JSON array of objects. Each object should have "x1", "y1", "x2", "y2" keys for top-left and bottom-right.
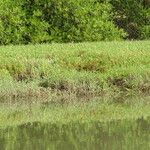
[
  {"x1": 0, "y1": 41, "x2": 150, "y2": 127},
  {"x1": 0, "y1": 108, "x2": 150, "y2": 149},
  {"x1": 0, "y1": 98, "x2": 150, "y2": 128},
  {"x1": 0, "y1": 41, "x2": 150, "y2": 103}
]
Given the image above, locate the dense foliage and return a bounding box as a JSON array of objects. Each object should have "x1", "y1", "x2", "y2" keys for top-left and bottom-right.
[
  {"x1": 111, "y1": 0, "x2": 150, "y2": 40},
  {"x1": 0, "y1": 0, "x2": 149, "y2": 45}
]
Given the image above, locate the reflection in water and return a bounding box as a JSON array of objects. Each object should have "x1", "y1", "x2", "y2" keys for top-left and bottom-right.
[{"x1": 0, "y1": 118, "x2": 150, "y2": 150}]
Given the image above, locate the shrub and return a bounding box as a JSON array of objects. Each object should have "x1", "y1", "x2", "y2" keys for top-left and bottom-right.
[
  {"x1": 110, "y1": 0, "x2": 150, "y2": 39},
  {"x1": 0, "y1": 0, "x2": 126, "y2": 45},
  {"x1": 0, "y1": 0, "x2": 50, "y2": 44},
  {"x1": 141, "y1": 25, "x2": 150, "y2": 39}
]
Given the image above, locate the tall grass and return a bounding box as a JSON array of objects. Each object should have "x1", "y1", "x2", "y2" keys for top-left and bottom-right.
[
  {"x1": 0, "y1": 41, "x2": 150, "y2": 104},
  {"x1": 0, "y1": 98, "x2": 150, "y2": 128}
]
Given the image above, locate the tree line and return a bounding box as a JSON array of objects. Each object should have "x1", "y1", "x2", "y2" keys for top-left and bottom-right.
[{"x1": 0, "y1": 0, "x2": 149, "y2": 45}]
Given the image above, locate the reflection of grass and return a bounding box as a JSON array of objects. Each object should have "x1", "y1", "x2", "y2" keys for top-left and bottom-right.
[
  {"x1": 0, "y1": 41, "x2": 150, "y2": 104},
  {"x1": 0, "y1": 99, "x2": 150, "y2": 128}
]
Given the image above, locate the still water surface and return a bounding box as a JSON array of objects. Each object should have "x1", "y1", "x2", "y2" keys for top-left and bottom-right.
[{"x1": 0, "y1": 118, "x2": 149, "y2": 150}]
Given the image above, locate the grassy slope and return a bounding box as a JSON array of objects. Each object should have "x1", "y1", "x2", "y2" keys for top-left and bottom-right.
[
  {"x1": 0, "y1": 41, "x2": 149, "y2": 103},
  {"x1": 0, "y1": 41, "x2": 150, "y2": 127}
]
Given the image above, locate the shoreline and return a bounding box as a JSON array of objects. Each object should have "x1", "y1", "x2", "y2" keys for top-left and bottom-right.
[
  {"x1": 0, "y1": 98, "x2": 150, "y2": 129},
  {"x1": 0, "y1": 41, "x2": 150, "y2": 128}
]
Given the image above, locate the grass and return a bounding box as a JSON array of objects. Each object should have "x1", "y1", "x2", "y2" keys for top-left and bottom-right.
[
  {"x1": 0, "y1": 41, "x2": 150, "y2": 127},
  {"x1": 0, "y1": 41, "x2": 149, "y2": 103},
  {"x1": 0, "y1": 98, "x2": 150, "y2": 128}
]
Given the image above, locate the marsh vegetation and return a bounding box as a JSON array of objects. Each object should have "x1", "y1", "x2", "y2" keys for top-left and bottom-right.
[
  {"x1": 0, "y1": 0, "x2": 149, "y2": 149},
  {"x1": 0, "y1": 41, "x2": 150, "y2": 149},
  {"x1": 0, "y1": 41, "x2": 150, "y2": 104}
]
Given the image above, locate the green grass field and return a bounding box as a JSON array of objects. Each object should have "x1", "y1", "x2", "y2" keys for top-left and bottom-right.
[
  {"x1": 0, "y1": 41, "x2": 150, "y2": 127},
  {"x1": 0, "y1": 41, "x2": 149, "y2": 103}
]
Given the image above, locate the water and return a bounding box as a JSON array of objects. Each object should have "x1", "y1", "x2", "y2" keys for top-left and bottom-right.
[{"x1": 0, "y1": 118, "x2": 149, "y2": 150}]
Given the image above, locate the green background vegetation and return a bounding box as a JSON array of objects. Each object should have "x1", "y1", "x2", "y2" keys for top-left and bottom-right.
[{"x1": 0, "y1": 0, "x2": 149, "y2": 45}]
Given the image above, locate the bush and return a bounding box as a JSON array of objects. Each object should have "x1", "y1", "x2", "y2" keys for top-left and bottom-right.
[
  {"x1": 0, "y1": 0, "x2": 50, "y2": 44},
  {"x1": 0, "y1": 1, "x2": 25, "y2": 44},
  {"x1": 110, "y1": 0, "x2": 150, "y2": 39},
  {"x1": 0, "y1": 0, "x2": 126, "y2": 45},
  {"x1": 1, "y1": 0, "x2": 149, "y2": 44},
  {"x1": 141, "y1": 25, "x2": 150, "y2": 39}
]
